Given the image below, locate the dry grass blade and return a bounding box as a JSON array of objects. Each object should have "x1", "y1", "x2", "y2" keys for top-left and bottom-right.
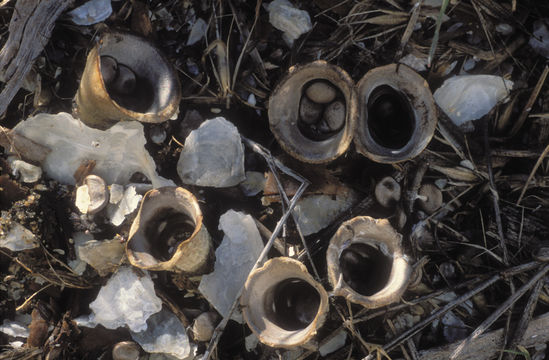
[
  {"x1": 395, "y1": 0, "x2": 423, "y2": 60},
  {"x1": 427, "y1": 0, "x2": 449, "y2": 67},
  {"x1": 516, "y1": 144, "x2": 549, "y2": 205},
  {"x1": 450, "y1": 264, "x2": 549, "y2": 359},
  {"x1": 509, "y1": 66, "x2": 549, "y2": 136}
]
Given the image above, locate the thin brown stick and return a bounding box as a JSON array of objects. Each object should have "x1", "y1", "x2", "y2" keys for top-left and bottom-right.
[{"x1": 516, "y1": 144, "x2": 549, "y2": 205}]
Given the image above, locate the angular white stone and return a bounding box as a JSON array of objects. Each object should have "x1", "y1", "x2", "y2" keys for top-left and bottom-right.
[
  {"x1": 130, "y1": 309, "x2": 191, "y2": 359},
  {"x1": 198, "y1": 210, "x2": 264, "y2": 322},
  {"x1": 0, "y1": 222, "x2": 40, "y2": 251},
  {"x1": 268, "y1": 0, "x2": 312, "y2": 46},
  {"x1": 293, "y1": 193, "x2": 358, "y2": 236},
  {"x1": 319, "y1": 329, "x2": 347, "y2": 356},
  {"x1": 74, "y1": 232, "x2": 125, "y2": 276},
  {"x1": 12, "y1": 112, "x2": 174, "y2": 187},
  {"x1": 67, "y1": 0, "x2": 112, "y2": 26},
  {"x1": 9, "y1": 159, "x2": 42, "y2": 183},
  {"x1": 88, "y1": 266, "x2": 162, "y2": 332},
  {"x1": 239, "y1": 171, "x2": 266, "y2": 196},
  {"x1": 177, "y1": 117, "x2": 245, "y2": 188},
  {"x1": 186, "y1": 18, "x2": 207, "y2": 46},
  {"x1": 109, "y1": 184, "x2": 125, "y2": 204},
  {"x1": 529, "y1": 20, "x2": 549, "y2": 59},
  {"x1": 434, "y1": 75, "x2": 513, "y2": 126},
  {"x1": 107, "y1": 186, "x2": 142, "y2": 226},
  {"x1": 0, "y1": 314, "x2": 31, "y2": 338}
]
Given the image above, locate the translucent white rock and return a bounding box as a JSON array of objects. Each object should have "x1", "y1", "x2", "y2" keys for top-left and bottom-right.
[
  {"x1": 186, "y1": 18, "x2": 207, "y2": 46},
  {"x1": 245, "y1": 333, "x2": 259, "y2": 352},
  {"x1": 0, "y1": 222, "x2": 40, "y2": 251},
  {"x1": 12, "y1": 112, "x2": 173, "y2": 187},
  {"x1": 530, "y1": 20, "x2": 549, "y2": 59},
  {"x1": 130, "y1": 309, "x2": 191, "y2": 360},
  {"x1": 434, "y1": 75, "x2": 513, "y2": 126},
  {"x1": 319, "y1": 329, "x2": 347, "y2": 356},
  {"x1": 88, "y1": 266, "x2": 162, "y2": 332},
  {"x1": 9, "y1": 159, "x2": 42, "y2": 183},
  {"x1": 106, "y1": 186, "x2": 142, "y2": 226},
  {"x1": 177, "y1": 117, "x2": 245, "y2": 188},
  {"x1": 293, "y1": 193, "x2": 358, "y2": 236},
  {"x1": 74, "y1": 232, "x2": 125, "y2": 276},
  {"x1": 68, "y1": 258, "x2": 87, "y2": 276},
  {"x1": 109, "y1": 184, "x2": 125, "y2": 204},
  {"x1": 267, "y1": 0, "x2": 312, "y2": 47},
  {"x1": 0, "y1": 314, "x2": 31, "y2": 338},
  {"x1": 67, "y1": 0, "x2": 112, "y2": 26},
  {"x1": 191, "y1": 312, "x2": 216, "y2": 342},
  {"x1": 198, "y1": 210, "x2": 264, "y2": 322},
  {"x1": 239, "y1": 171, "x2": 266, "y2": 196},
  {"x1": 400, "y1": 53, "x2": 428, "y2": 72}
]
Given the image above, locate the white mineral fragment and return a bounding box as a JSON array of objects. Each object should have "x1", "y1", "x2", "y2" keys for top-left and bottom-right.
[
  {"x1": 177, "y1": 117, "x2": 245, "y2": 188},
  {"x1": 11, "y1": 112, "x2": 173, "y2": 187},
  {"x1": 130, "y1": 309, "x2": 191, "y2": 359},
  {"x1": 198, "y1": 210, "x2": 264, "y2": 322},
  {"x1": 293, "y1": 193, "x2": 358, "y2": 236},
  {"x1": 67, "y1": 0, "x2": 112, "y2": 26},
  {"x1": 106, "y1": 186, "x2": 142, "y2": 226},
  {"x1": 88, "y1": 266, "x2": 162, "y2": 332},
  {"x1": 529, "y1": 19, "x2": 549, "y2": 59},
  {"x1": 9, "y1": 159, "x2": 42, "y2": 183},
  {"x1": 0, "y1": 222, "x2": 40, "y2": 251},
  {"x1": 319, "y1": 329, "x2": 348, "y2": 356},
  {"x1": 434, "y1": 75, "x2": 513, "y2": 126},
  {"x1": 267, "y1": 0, "x2": 312, "y2": 47},
  {"x1": 74, "y1": 232, "x2": 125, "y2": 276},
  {"x1": 239, "y1": 171, "x2": 266, "y2": 196}
]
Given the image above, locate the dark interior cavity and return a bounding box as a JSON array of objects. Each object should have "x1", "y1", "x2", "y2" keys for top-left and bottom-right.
[
  {"x1": 339, "y1": 243, "x2": 393, "y2": 296},
  {"x1": 100, "y1": 57, "x2": 155, "y2": 113},
  {"x1": 268, "y1": 278, "x2": 320, "y2": 331},
  {"x1": 297, "y1": 80, "x2": 345, "y2": 142},
  {"x1": 144, "y1": 208, "x2": 196, "y2": 261},
  {"x1": 367, "y1": 85, "x2": 414, "y2": 150}
]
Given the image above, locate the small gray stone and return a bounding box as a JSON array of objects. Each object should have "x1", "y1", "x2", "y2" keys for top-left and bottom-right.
[
  {"x1": 305, "y1": 81, "x2": 337, "y2": 104},
  {"x1": 322, "y1": 100, "x2": 345, "y2": 130},
  {"x1": 299, "y1": 96, "x2": 323, "y2": 124}
]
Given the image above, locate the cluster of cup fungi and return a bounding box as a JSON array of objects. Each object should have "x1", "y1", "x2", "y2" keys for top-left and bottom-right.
[{"x1": 74, "y1": 31, "x2": 440, "y2": 351}]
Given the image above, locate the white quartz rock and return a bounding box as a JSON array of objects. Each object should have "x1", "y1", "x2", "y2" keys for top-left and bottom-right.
[
  {"x1": 239, "y1": 171, "x2": 266, "y2": 196},
  {"x1": 268, "y1": 0, "x2": 312, "y2": 47},
  {"x1": 434, "y1": 75, "x2": 513, "y2": 126},
  {"x1": 177, "y1": 117, "x2": 245, "y2": 188},
  {"x1": 88, "y1": 266, "x2": 162, "y2": 332},
  {"x1": 9, "y1": 159, "x2": 42, "y2": 183},
  {"x1": 130, "y1": 309, "x2": 191, "y2": 359},
  {"x1": 0, "y1": 314, "x2": 32, "y2": 339},
  {"x1": 198, "y1": 210, "x2": 264, "y2": 322},
  {"x1": 529, "y1": 20, "x2": 549, "y2": 59},
  {"x1": 0, "y1": 221, "x2": 40, "y2": 251},
  {"x1": 67, "y1": 0, "x2": 112, "y2": 25},
  {"x1": 106, "y1": 186, "x2": 142, "y2": 226},
  {"x1": 293, "y1": 193, "x2": 358, "y2": 236},
  {"x1": 319, "y1": 329, "x2": 347, "y2": 356},
  {"x1": 11, "y1": 112, "x2": 173, "y2": 187},
  {"x1": 74, "y1": 232, "x2": 125, "y2": 276}
]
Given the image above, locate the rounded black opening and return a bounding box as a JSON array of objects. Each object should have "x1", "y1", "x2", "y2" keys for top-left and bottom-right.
[
  {"x1": 339, "y1": 243, "x2": 393, "y2": 296},
  {"x1": 367, "y1": 85, "x2": 414, "y2": 150},
  {"x1": 144, "y1": 208, "x2": 196, "y2": 261},
  {"x1": 297, "y1": 80, "x2": 346, "y2": 142},
  {"x1": 100, "y1": 56, "x2": 155, "y2": 113},
  {"x1": 268, "y1": 278, "x2": 320, "y2": 331}
]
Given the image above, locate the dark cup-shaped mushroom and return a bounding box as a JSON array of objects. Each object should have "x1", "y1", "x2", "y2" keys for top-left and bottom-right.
[
  {"x1": 241, "y1": 257, "x2": 329, "y2": 349},
  {"x1": 269, "y1": 61, "x2": 357, "y2": 163},
  {"x1": 355, "y1": 64, "x2": 437, "y2": 163},
  {"x1": 327, "y1": 216, "x2": 412, "y2": 308},
  {"x1": 126, "y1": 187, "x2": 213, "y2": 274},
  {"x1": 76, "y1": 32, "x2": 181, "y2": 129}
]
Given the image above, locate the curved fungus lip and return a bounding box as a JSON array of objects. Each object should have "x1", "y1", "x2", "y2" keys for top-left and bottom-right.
[
  {"x1": 354, "y1": 64, "x2": 437, "y2": 163},
  {"x1": 268, "y1": 60, "x2": 357, "y2": 164},
  {"x1": 326, "y1": 216, "x2": 412, "y2": 308},
  {"x1": 126, "y1": 187, "x2": 213, "y2": 274},
  {"x1": 241, "y1": 257, "x2": 329, "y2": 349},
  {"x1": 76, "y1": 31, "x2": 181, "y2": 130}
]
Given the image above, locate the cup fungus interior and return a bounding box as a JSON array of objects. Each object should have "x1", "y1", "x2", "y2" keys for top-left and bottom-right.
[
  {"x1": 297, "y1": 80, "x2": 346, "y2": 142},
  {"x1": 264, "y1": 278, "x2": 321, "y2": 331},
  {"x1": 99, "y1": 34, "x2": 178, "y2": 114},
  {"x1": 144, "y1": 208, "x2": 196, "y2": 262},
  {"x1": 366, "y1": 85, "x2": 415, "y2": 150},
  {"x1": 339, "y1": 242, "x2": 393, "y2": 296},
  {"x1": 128, "y1": 191, "x2": 200, "y2": 268}
]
